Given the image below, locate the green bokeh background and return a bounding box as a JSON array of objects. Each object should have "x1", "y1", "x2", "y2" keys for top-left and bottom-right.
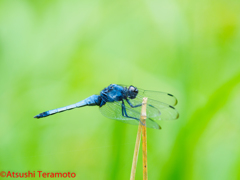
[{"x1": 0, "y1": 0, "x2": 240, "y2": 179}]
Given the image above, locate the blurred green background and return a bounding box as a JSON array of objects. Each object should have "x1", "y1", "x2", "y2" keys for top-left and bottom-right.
[{"x1": 0, "y1": 0, "x2": 240, "y2": 179}]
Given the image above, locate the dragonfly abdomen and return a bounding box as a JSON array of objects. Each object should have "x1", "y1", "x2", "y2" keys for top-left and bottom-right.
[
  {"x1": 34, "y1": 104, "x2": 78, "y2": 118},
  {"x1": 34, "y1": 95, "x2": 101, "y2": 119}
]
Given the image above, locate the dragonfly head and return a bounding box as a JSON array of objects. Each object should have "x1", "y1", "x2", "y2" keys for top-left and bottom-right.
[{"x1": 127, "y1": 85, "x2": 138, "y2": 99}]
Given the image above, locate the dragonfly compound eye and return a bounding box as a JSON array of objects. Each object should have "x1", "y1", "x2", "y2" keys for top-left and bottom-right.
[
  {"x1": 128, "y1": 86, "x2": 135, "y2": 91},
  {"x1": 128, "y1": 86, "x2": 138, "y2": 99}
]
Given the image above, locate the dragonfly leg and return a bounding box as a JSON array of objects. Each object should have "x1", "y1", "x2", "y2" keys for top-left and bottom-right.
[
  {"x1": 127, "y1": 98, "x2": 156, "y2": 109},
  {"x1": 126, "y1": 99, "x2": 142, "y2": 108},
  {"x1": 121, "y1": 102, "x2": 125, "y2": 117},
  {"x1": 121, "y1": 100, "x2": 144, "y2": 125}
]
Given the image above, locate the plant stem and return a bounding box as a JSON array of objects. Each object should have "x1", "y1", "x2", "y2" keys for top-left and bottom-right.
[
  {"x1": 130, "y1": 97, "x2": 148, "y2": 180},
  {"x1": 141, "y1": 98, "x2": 148, "y2": 180},
  {"x1": 130, "y1": 122, "x2": 142, "y2": 180}
]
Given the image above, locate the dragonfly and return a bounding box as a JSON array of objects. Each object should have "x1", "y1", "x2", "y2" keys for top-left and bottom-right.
[{"x1": 34, "y1": 84, "x2": 179, "y2": 129}]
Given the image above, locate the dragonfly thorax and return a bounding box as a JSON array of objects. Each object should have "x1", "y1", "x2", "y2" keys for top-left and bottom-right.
[{"x1": 100, "y1": 84, "x2": 127, "y2": 102}]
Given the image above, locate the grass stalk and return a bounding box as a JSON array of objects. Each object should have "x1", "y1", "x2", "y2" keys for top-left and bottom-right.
[
  {"x1": 130, "y1": 97, "x2": 148, "y2": 180},
  {"x1": 141, "y1": 98, "x2": 148, "y2": 180}
]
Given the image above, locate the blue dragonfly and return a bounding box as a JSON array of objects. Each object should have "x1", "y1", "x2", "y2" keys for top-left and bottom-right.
[{"x1": 34, "y1": 84, "x2": 179, "y2": 129}]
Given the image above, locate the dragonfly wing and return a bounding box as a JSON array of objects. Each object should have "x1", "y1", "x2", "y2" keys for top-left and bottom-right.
[
  {"x1": 130, "y1": 96, "x2": 179, "y2": 120},
  {"x1": 99, "y1": 100, "x2": 161, "y2": 129},
  {"x1": 122, "y1": 99, "x2": 161, "y2": 129},
  {"x1": 118, "y1": 84, "x2": 178, "y2": 106},
  {"x1": 137, "y1": 88, "x2": 178, "y2": 106},
  {"x1": 123, "y1": 97, "x2": 161, "y2": 118},
  {"x1": 99, "y1": 100, "x2": 139, "y2": 125}
]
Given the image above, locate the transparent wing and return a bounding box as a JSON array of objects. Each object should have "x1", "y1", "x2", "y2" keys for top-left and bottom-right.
[
  {"x1": 130, "y1": 95, "x2": 179, "y2": 120},
  {"x1": 118, "y1": 84, "x2": 178, "y2": 106},
  {"x1": 99, "y1": 100, "x2": 161, "y2": 129}
]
